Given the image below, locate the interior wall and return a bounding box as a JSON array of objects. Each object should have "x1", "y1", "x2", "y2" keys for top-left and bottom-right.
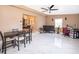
[
  {"x1": 46, "y1": 14, "x2": 79, "y2": 28},
  {"x1": 0, "y1": 5, "x2": 46, "y2": 32}
]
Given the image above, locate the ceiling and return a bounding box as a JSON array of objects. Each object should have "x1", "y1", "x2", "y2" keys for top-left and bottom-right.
[{"x1": 25, "y1": 5, "x2": 79, "y2": 15}]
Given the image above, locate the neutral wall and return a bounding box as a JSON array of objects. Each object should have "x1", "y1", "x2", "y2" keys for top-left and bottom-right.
[
  {"x1": 0, "y1": 5, "x2": 46, "y2": 32},
  {"x1": 46, "y1": 14, "x2": 79, "y2": 28}
]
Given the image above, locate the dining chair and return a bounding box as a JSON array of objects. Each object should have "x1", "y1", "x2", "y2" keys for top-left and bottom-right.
[
  {"x1": 0, "y1": 31, "x2": 16, "y2": 53},
  {"x1": 25, "y1": 26, "x2": 32, "y2": 44},
  {"x1": 12, "y1": 29, "x2": 26, "y2": 51},
  {"x1": 15, "y1": 33, "x2": 26, "y2": 51},
  {"x1": 0, "y1": 36, "x2": 2, "y2": 52},
  {"x1": 26, "y1": 31, "x2": 31, "y2": 44}
]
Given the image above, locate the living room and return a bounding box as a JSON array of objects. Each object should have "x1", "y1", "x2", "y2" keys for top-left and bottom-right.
[
  {"x1": 0, "y1": 5, "x2": 79, "y2": 54},
  {"x1": 1, "y1": 1, "x2": 79, "y2": 59}
]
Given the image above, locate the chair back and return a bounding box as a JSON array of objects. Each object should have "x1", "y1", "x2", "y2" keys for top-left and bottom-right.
[
  {"x1": 0, "y1": 31, "x2": 3, "y2": 50},
  {"x1": 0, "y1": 31, "x2": 4, "y2": 41},
  {"x1": 12, "y1": 29, "x2": 19, "y2": 32}
]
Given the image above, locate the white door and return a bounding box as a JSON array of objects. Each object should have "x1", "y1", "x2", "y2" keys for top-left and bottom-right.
[{"x1": 55, "y1": 18, "x2": 63, "y2": 33}]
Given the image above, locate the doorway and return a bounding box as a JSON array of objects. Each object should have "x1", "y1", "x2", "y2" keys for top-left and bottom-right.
[
  {"x1": 55, "y1": 18, "x2": 63, "y2": 33},
  {"x1": 23, "y1": 14, "x2": 37, "y2": 32}
]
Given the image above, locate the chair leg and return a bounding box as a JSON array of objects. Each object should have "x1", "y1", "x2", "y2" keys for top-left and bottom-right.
[
  {"x1": 24, "y1": 36, "x2": 26, "y2": 47},
  {"x1": 24, "y1": 39, "x2": 26, "y2": 47},
  {"x1": 30, "y1": 31, "x2": 32, "y2": 41},
  {"x1": 29, "y1": 36, "x2": 31, "y2": 44},
  {"x1": 13, "y1": 39, "x2": 16, "y2": 48},
  {"x1": 2, "y1": 42, "x2": 4, "y2": 53},
  {"x1": 30, "y1": 34, "x2": 32, "y2": 41},
  {"x1": 26, "y1": 37, "x2": 27, "y2": 44},
  {"x1": 17, "y1": 37, "x2": 20, "y2": 51},
  {"x1": 26, "y1": 37, "x2": 29, "y2": 44}
]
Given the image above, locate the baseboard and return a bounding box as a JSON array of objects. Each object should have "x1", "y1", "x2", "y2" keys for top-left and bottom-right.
[{"x1": 32, "y1": 31, "x2": 39, "y2": 35}]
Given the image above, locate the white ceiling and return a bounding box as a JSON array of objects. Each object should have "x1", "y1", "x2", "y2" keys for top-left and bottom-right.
[{"x1": 26, "y1": 5, "x2": 79, "y2": 15}]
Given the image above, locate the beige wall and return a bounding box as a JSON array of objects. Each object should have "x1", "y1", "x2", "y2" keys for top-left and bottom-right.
[
  {"x1": 0, "y1": 5, "x2": 79, "y2": 33},
  {"x1": 46, "y1": 14, "x2": 79, "y2": 28},
  {"x1": 0, "y1": 5, "x2": 46, "y2": 32}
]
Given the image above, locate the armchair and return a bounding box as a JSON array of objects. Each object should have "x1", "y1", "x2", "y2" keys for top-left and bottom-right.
[{"x1": 63, "y1": 27, "x2": 70, "y2": 36}]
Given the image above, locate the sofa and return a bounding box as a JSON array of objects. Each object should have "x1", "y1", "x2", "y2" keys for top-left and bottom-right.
[{"x1": 43, "y1": 25, "x2": 55, "y2": 33}]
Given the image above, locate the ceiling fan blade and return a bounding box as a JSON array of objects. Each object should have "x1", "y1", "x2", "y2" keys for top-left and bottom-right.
[
  {"x1": 50, "y1": 5, "x2": 54, "y2": 9},
  {"x1": 51, "y1": 9, "x2": 58, "y2": 11},
  {"x1": 41, "y1": 8, "x2": 48, "y2": 11}
]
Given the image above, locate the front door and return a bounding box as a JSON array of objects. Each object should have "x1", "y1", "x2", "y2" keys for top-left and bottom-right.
[{"x1": 55, "y1": 18, "x2": 63, "y2": 33}]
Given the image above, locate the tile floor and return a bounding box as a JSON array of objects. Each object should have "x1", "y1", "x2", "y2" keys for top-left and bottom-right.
[{"x1": 0, "y1": 33, "x2": 79, "y2": 54}]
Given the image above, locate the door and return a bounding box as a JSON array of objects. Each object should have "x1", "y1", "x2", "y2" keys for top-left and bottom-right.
[{"x1": 55, "y1": 18, "x2": 63, "y2": 33}]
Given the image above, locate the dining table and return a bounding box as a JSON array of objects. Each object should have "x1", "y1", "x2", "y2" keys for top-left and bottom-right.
[{"x1": 3, "y1": 30, "x2": 30, "y2": 54}]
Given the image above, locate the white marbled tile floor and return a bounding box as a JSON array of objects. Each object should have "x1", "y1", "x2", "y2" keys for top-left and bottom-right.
[{"x1": 1, "y1": 33, "x2": 79, "y2": 54}]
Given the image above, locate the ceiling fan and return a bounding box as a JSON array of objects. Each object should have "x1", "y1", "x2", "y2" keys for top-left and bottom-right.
[{"x1": 41, "y1": 5, "x2": 58, "y2": 13}]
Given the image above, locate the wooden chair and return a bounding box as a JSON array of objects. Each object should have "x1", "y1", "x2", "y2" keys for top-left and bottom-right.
[
  {"x1": 15, "y1": 33, "x2": 26, "y2": 51},
  {"x1": 24, "y1": 25, "x2": 32, "y2": 44},
  {"x1": 26, "y1": 28, "x2": 32, "y2": 44},
  {"x1": 12, "y1": 29, "x2": 26, "y2": 51},
  {"x1": 0, "y1": 31, "x2": 16, "y2": 53}
]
